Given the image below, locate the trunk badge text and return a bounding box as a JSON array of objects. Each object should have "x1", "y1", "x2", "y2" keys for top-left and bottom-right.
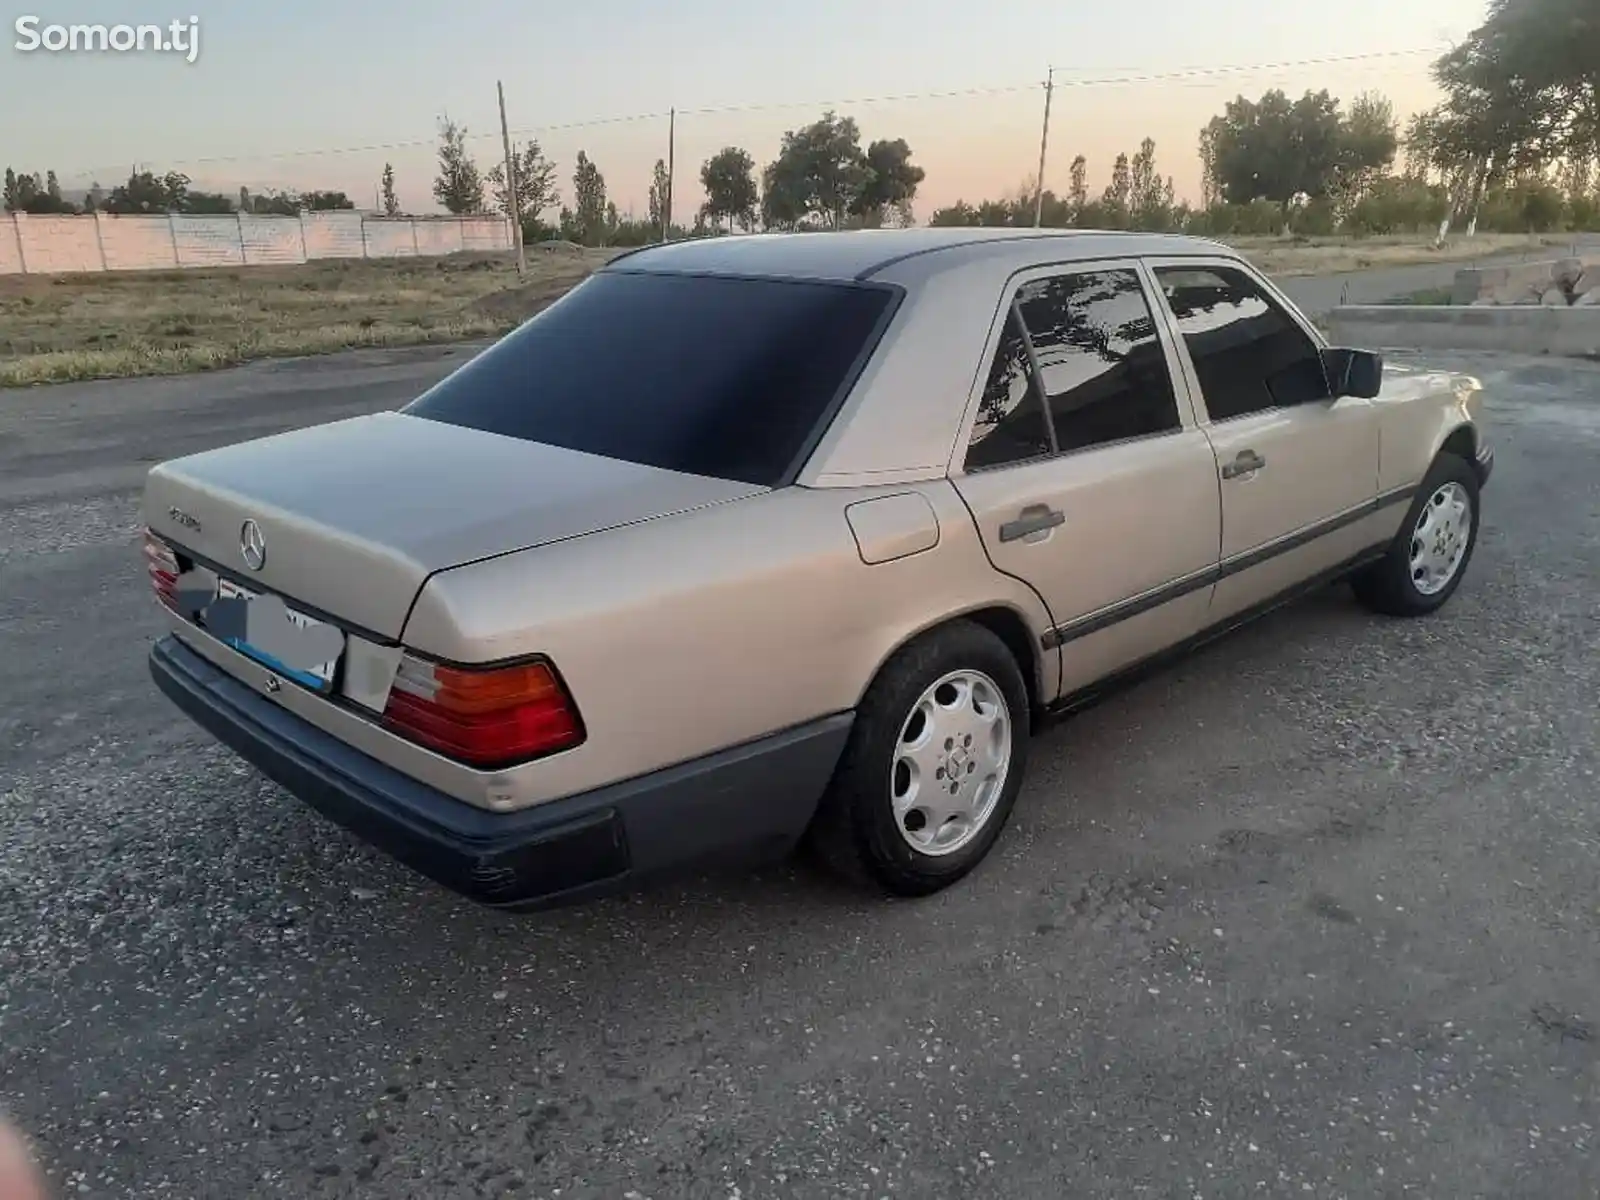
[
  {"x1": 240, "y1": 519, "x2": 267, "y2": 571},
  {"x1": 167, "y1": 506, "x2": 201, "y2": 532}
]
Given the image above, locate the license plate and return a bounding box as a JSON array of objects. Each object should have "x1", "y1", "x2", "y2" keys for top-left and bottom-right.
[{"x1": 211, "y1": 578, "x2": 344, "y2": 690}]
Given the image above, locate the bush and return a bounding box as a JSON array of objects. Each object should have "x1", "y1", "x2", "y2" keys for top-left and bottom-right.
[
  {"x1": 1290, "y1": 197, "x2": 1337, "y2": 237},
  {"x1": 1343, "y1": 177, "x2": 1450, "y2": 236}
]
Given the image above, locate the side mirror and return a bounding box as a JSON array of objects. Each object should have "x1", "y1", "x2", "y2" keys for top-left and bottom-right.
[{"x1": 1321, "y1": 347, "x2": 1383, "y2": 400}]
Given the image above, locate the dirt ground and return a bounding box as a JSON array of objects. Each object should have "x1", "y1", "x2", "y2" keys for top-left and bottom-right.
[
  {"x1": 0, "y1": 232, "x2": 1574, "y2": 387},
  {"x1": 0, "y1": 245, "x2": 616, "y2": 387}
]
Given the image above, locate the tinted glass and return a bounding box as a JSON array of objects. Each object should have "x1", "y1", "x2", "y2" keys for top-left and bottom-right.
[
  {"x1": 404, "y1": 271, "x2": 895, "y2": 486},
  {"x1": 1015, "y1": 269, "x2": 1180, "y2": 453},
  {"x1": 964, "y1": 308, "x2": 1053, "y2": 470},
  {"x1": 1155, "y1": 265, "x2": 1329, "y2": 421}
]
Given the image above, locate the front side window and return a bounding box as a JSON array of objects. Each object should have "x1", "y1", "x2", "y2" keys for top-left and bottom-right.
[
  {"x1": 1014, "y1": 268, "x2": 1182, "y2": 453},
  {"x1": 1154, "y1": 265, "x2": 1329, "y2": 421}
]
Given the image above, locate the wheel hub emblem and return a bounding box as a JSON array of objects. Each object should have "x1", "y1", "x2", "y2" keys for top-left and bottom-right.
[{"x1": 239, "y1": 519, "x2": 266, "y2": 571}]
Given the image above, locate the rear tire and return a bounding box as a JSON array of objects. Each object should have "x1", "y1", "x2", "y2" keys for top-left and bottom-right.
[
  {"x1": 1352, "y1": 452, "x2": 1480, "y2": 617},
  {"x1": 808, "y1": 620, "x2": 1031, "y2": 897}
]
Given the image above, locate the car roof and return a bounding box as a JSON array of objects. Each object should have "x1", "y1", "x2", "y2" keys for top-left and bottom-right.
[{"x1": 601, "y1": 227, "x2": 1235, "y2": 284}]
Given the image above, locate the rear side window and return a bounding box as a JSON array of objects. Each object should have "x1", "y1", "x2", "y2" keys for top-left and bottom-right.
[
  {"x1": 1154, "y1": 265, "x2": 1328, "y2": 421},
  {"x1": 404, "y1": 270, "x2": 896, "y2": 487},
  {"x1": 964, "y1": 308, "x2": 1054, "y2": 470},
  {"x1": 1015, "y1": 268, "x2": 1181, "y2": 453}
]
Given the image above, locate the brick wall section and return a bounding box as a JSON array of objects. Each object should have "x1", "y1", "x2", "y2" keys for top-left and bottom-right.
[{"x1": 0, "y1": 213, "x2": 510, "y2": 275}]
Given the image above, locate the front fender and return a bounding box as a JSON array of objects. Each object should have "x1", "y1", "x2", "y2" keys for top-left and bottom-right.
[{"x1": 1374, "y1": 365, "x2": 1484, "y2": 495}]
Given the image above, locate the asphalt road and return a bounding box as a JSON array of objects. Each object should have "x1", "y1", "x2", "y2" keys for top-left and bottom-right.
[{"x1": 3, "y1": 334, "x2": 1600, "y2": 1197}]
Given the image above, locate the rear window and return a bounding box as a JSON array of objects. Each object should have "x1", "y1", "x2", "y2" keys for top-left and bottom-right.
[{"x1": 403, "y1": 270, "x2": 897, "y2": 486}]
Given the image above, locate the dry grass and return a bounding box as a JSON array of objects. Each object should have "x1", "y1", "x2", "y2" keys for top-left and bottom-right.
[
  {"x1": 0, "y1": 232, "x2": 1580, "y2": 386},
  {"x1": 0, "y1": 245, "x2": 619, "y2": 387},
  {"x1": 1231, "y1": 232, "x2": 1573, "y2": 277}
]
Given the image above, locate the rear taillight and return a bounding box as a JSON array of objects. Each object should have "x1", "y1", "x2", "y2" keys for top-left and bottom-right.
[
  {"x1": 144, "y1": 529, "x2": 179, "y2": 610},
  {"x1": 381, "y1": 653, "x2": 584, "y2": 769}
]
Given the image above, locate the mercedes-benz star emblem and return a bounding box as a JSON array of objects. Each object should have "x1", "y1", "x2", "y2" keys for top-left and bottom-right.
[{"x1": 239, "y1": 519, "x2": 267, "y2": 571}]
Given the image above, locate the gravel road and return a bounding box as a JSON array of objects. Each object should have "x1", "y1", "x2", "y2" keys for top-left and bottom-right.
[{"x1": 2, "y1": 334, "x2": 1599, "y2": 1198}]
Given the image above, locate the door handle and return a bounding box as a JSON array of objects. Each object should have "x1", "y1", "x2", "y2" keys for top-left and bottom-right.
[
  {"x1": 998, "y1": 504, "x2": 1065, "y2": 543},
  {"x1": 1221, "y1": 449, "x2": 1266, "y2": 480}
]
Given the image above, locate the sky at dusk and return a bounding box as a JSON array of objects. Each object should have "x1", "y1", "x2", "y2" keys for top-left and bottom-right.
[{"x1": 4, "y1": 0, "x2": 1489, "y2": 221}]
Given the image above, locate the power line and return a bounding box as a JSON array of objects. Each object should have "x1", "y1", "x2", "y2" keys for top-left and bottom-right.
[{"x1": 55, "y1": 46, "x2": 1445, "y2": 180}]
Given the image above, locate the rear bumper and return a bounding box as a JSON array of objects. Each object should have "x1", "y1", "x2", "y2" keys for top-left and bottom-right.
[
  {"x1": 1474, "y1": 443, "x2": 1494, "y2": 488},
  {"x1": 149, "y1": 636, "x2": 853, "y2": 910}
]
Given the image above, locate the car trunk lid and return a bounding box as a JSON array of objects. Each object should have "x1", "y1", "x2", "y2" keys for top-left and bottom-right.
[{"x1": 143, "y1": 411, "x2": 767, "y2": 639}]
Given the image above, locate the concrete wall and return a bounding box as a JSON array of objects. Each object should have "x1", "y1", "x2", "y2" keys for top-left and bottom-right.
[
  {"x1": 1327, "y1": 305, "x2": 1600, "y2": 358},
  {"x1": 99, "y1": 215, "x2": 176, "y2": 271},
  {"x1": 0, "y1": 211, "x2": 511, "y2": 275}
]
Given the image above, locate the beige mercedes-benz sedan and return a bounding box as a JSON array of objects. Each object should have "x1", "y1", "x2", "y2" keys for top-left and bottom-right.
[{"x1": 143, "y1": 228, "x2": 1492, "y2": 909}]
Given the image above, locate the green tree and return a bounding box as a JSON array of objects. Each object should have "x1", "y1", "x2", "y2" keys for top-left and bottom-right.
[
  {"x1": 303, "y1": 191, "x2": 354, "y2": 211},
  {"x1": 3, "y1": 169, "x2": 77, "y2": 214},
  {"x1": 1338, "y1": 93, "x2": 1399, "y2": 188},
  {"x1": 699, "y1": 146, "x2": 758, "y2": 232},
  {"x1": 104, "y1": 169, "x2": 190, "y2": 214},
  {"x1": 248, "y1": 190, "x2": 301, "y2": 216},
  {"x1": 1440, "y1": 0, "x2": 1599, "y2": 164},
  {"x1": 432, "y1": 118, "x2": 485, "y2": 215},
  {"x1": 2, "y1": 169, "x2": 76, "y2": 214},
  {"x1": 1067, "y1": 155, "x2": 1088, "y2": 220},
  {"x1": 380, "y1": 163, "x2": 400, "y2": 216},
  {"x1": 647, "y1": 158, "x2": 671, "y2": 237},
  {"x1": 571, "y1": 151, "x2": 608, "y2": 245},
  {"x1": 183, "y1": 190, "x2": 235, "y2": 214},
  {"x1": 1128, "y1": 138, "x2": 1176, "y2": 230},
  {"x1": 1405, "y1": 0, "x2": 1599, "y2": 234},
  {"x1": 1197, "y1": 124, "x2": 1221, "y2": 208},
  {"x1": 486, "y1": 139, "x2": 558, "y2": 227},
  {"x1": 929, "y1": 200, "x2": 981, "y2": 226},
  {"x1": 852, "y1": 138, "x2": 925, "y2": 227},
  {"x1": 761, "y1": 111, "x2": 873, "y2": 230},
  {"x1": 1204, "y1": 89, "x2": 1346, "y2": 213},
  {"x1": 1101, "y1": 152, "x2": 1132, "y2": 226}
]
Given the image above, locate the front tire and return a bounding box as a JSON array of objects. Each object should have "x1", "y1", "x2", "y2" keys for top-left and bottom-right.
[
  {"x1": 1352, "y1": 452, "x2": 1480, "y2": 617},
  {"x1": 808, "y1": 621, "x2": 1031, "y2": 897}
]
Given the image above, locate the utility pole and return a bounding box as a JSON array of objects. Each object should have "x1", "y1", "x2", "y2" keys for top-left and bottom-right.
[
  {"x1": 1033, "y1": 67, "x2": 1055, "y2": 228},
  {"x1": 497, "y1": 79, "x2": 526, "y2": 276},
  {"x1": 665, "y1": 107, "x2": 676, "y2": 242}
]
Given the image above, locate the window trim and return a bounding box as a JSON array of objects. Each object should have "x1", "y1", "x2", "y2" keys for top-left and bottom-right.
[
  {"x1": 951, "y1": 255, "x2": 1198, "y2": 478},
  {"x1": 1142, "y1": 254, "x2": 1332, "y2": 429}
]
